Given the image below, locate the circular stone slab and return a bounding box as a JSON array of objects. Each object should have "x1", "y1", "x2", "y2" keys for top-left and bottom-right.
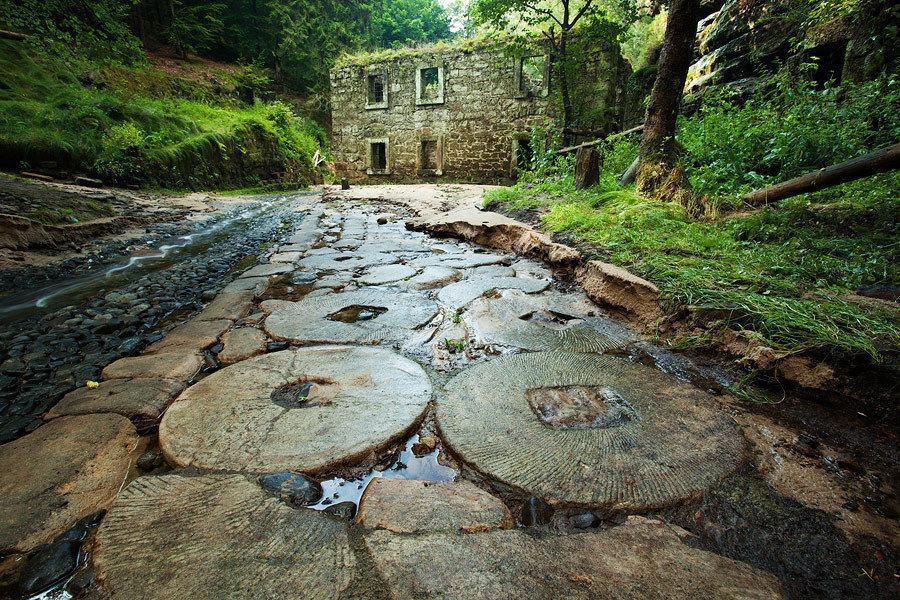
[
  {"x1": 160, "y1": 347, "x2": 431, "y2": 472},
  {"x1": 263, "y1": 289, "x2": 439, "y2": 345},
  {"x1": 437, "y1": 352, "x2": 744, "y2": 509},
  {"x1": 94, "y1": 474, "x2": 356, "y2": 599},
  {"x1": 465, "y1": 290, "x2": 634, "y2": 352}
]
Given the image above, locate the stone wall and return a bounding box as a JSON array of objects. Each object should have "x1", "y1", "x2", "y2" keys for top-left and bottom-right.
[{"x1": 330, "y1": 41, "x2": 625, "y2": 183}]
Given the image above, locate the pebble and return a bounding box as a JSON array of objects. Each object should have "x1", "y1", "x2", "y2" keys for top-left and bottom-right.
[
  {"x1": 323, "y1": 501, "x2": 357, "y2": 519},
  {"x1": 258, "y1": 472, "x2": 323, "y2": 506},
  {"x1": 137, "y1": 450, "x2": 164, "y2": 472}
]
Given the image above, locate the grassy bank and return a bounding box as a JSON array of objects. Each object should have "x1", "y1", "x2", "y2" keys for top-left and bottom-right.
[
  {"x1": 0, "y1": 39, "x2": 325, "y2": 190},
  {"x1": 487, "y1": 77, "x2": 899, "y2": 361}
]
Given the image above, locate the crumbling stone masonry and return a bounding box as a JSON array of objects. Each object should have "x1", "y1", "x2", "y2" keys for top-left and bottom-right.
[{"x1": 330, "y1": 40, "x2": 628, "y2": 183}]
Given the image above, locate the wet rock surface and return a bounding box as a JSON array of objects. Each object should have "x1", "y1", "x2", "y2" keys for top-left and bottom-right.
[
  {"x1": 438, "y1": 351, "x2": 745, "y2": 508},
  {"x1": 362, "y1": 516, "x2": 784, "y2": 598},
  {"x1": 159, "y1": 346, "x2": 432, "y2": 472},
  {"x1": 94, "y1": 474, "x2": 358, "y2": 599},
  {"x1": 0, "y1": 414, "x2": 140, "y2": 553},
  {"x1": 0, "y1": 194, "x2": 308, "y2": 445},
  {"x1": 356, "y1": 478, "x2": 513, "y2": 534},
  {"x1": 1, "y1": 184, "x2": 896, "y2": 599}
]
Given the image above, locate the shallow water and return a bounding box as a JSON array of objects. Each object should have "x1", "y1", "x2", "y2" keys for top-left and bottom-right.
[
  {"x1": 0, "y1": 203, "x2": 273, "y2": 323},
  {"x1": 309, "y1": 434, "x2": 458, "y2": 510}
]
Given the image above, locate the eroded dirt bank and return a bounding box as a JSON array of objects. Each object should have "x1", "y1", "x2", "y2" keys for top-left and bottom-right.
[{"x1": 0, "y1": 184, "x2": 896, "y2": 599}]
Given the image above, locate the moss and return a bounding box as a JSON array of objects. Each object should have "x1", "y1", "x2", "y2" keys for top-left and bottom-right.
[
  {"x1": 0, "y1": 39, "x2": 323, "y2": 190},
  {"x1": 333, "y1": 34, "x2": 513, "y2": 69}
]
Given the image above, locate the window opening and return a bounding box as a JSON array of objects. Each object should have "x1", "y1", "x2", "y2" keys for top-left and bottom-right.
[{"x1": 371, "y1": 142, "x2": 387, "y2": 171}]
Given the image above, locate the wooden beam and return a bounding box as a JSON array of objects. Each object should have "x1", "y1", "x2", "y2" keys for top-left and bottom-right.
[
  {"x1": 740, "y1": 143, "x2": 900, "y2": 205},
  {"x1": 556, "y1": 124, "x2": 644, "y2": 155},
  {"x1": 0, "y1": 30, "x2": 27, "y2": 41}
]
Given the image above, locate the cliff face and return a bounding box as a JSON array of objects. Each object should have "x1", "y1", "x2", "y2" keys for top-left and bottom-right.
[{"x1": 686, "y1": 0, "x2": 899, "y2": 96}]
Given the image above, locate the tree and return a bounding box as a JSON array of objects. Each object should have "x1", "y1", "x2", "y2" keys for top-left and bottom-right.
[
  {"x1": 163, "y1": 0, "x2": 225, "y2": 59},
  {"x1": 371, "y1": 0, "x2": 453, "y2": 48},
  {"x1": 472, "y1": 0, "x2": 612, "y2": 145},
  {"x1": 633, "y1": 0, "x2": 700, "y2": 208}
]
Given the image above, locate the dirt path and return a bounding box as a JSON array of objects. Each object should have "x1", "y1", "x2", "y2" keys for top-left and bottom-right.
[{"x1": 0, "y1": 186, "x2": 896, "y2": 599}]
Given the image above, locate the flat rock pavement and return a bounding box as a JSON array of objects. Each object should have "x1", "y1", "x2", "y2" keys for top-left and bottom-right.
[{"x1": 2, "y1": 189, "x2": 798, "y2": 598}]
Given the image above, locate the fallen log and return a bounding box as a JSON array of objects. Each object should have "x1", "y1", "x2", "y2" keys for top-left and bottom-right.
[
  {"x1": 0, "y1": 30, "x2": 27, "y2": 41},
  {"x1": 741, "y1": 142, "x2": 900, "y2": 205},
  {"x1": 556, "y1": 124, "x2": 644, "y2": 155},
  {"x1": 618, "y1": 157, "x2": 639, "y2": 186}
]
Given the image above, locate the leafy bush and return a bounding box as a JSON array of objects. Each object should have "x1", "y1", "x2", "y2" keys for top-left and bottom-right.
[{"x1": 679, "y1": 73, "x2": 900, "y2": 198}]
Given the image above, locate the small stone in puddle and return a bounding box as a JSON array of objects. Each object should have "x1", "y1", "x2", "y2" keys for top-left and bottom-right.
[
  {"x1": 324, "y1": 501, "x2": 357, "y2": 519},
  {"x1": 290, "y1": 272, "x2": 317, "y2": 285},
  {"x1": 258, "y1": 472, "x2": 322, "y2": 507},
  {"x1": 411, "y1": 435, "x2": 437, "y2": 457},
  {"x1": 570, "y1": 512, "x2": 597, "y2": 529},
  {"x1": 137, "y1": 449, "x2": 163, "y2": 471},
  {"x1": 377, "y1": 216, "x2": 388, "y2": 225},
  {"x1": 522, "y1": 497, "x2": 553, "y2": 527}
]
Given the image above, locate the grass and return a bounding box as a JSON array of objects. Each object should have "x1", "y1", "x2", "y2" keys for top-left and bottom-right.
[
  {"x1": 486, "y1": 165, "x2": 899, "y2": 362},
  {"x1": 0, "y1": 39, "x2": 324, "y2": 190}
]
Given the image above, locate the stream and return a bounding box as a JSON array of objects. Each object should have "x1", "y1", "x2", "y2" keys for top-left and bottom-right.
[{"x1": 0, "y1": 192, "x2": 314, "y2": 444}]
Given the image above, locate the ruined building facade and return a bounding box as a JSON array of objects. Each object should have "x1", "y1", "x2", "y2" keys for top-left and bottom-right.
[{"x1": 329, "y1": 39, "x2": 629, "y2": 183}]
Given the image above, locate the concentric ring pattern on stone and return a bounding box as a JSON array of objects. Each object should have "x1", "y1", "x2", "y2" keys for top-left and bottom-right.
[
  {"x1": 465, "y1": 290, "x2": 634, "y2": 352},
  {"x1": 94, "y1": 474, "x2": 355, "y2": 599},
  {"x1": 160, "y1": 347, "x2": 431, "y2": 472},
  {"x1": 437, "y1": 352, "x2": 745, "y2": 509},
  {"x1": 263, "y1": 288, "x2": 438, "y2": 345}
]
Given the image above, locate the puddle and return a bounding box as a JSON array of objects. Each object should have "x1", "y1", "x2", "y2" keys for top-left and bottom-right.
[
  {"x1": 309, "y1": 434, "x2": 458, "y2": 511},
  {"x1": 327, "y1": 304, "x2": 387, "y2": 323}
]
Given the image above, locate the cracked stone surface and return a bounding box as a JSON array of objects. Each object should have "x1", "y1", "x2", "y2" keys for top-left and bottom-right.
[
  {"x1": 298, "y1": 250, "x2": 398, "y2": 272},
  {"x1": 101, "y1": 351, "x2": 203, "y2": 382},
  {"x1": 359, "y1": 263, "x2": 418, "y2": 285},
  {"x1": 159, "y1": 346, "x2": 431, "y2": 472},
  {"x1": 263, "y1": 288, "x2": 439, "y2": 345},
  {"x1": 363, "y1": 516, "x2": 783, "y2": 599},
  {"x1": 45, "y1": 378, "x2": 184, "y2": 420},
  {"x1": 465, "y1": 289, "x2": 634, "y2": 352},
  {"x1": 217, "y1": 327, "x2": 268, "y2": 365},
  {"x1": 437, "y1": 352, "x2": 745, "y2": 509},
  {"x1": 145, "y1": 318, "x2": 231, "y2": 354},
  {"x1": 0, "y1": 414, "x2": 140, "y2": 553},
  {"x1": 94, "y1": 474, "x2": 357, "y2": 599},
  {"x1": 356, "y1": 479, "x2": 513, "y2": 534},
  {"x1": 436, "y1": 276, "x2": 550, "y2": 309}
]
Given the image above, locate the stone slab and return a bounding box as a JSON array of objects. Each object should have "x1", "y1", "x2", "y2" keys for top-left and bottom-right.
[
  {"x1": 101, "y1": 352, "x2": 203, "y2": 382},
  {"x1": 45, "y1": 378, "x2": 184, "y2": 420},
  {"x1": 94, "y1": 474, "x2": 356, "y2": 599},
  {"x1": 0, "y1": 415, "x2": 140, "y2": 553},
  {"x1": 357, "y1": 479, "x2": 512, "y2": 534},
  {"x1": 217, "y1": 327, "x2": 268, "y2": 365},
  {"x1": 437, "y1": 352, "x2": 745, "y2": 509},
  {"x1": 363, "y1": 516, "x2": 783, "y2": 599},
  {"x1": 160, "y1": 346, "x2": 431, "y2": 473},
  {"x1": 145, "y1": 319, "x2": 232, "y2": 354}
]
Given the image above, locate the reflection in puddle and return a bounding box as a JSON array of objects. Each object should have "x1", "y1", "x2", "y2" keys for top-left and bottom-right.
[
  {"x1": 327, "y1": 304, "x2": 387, "y2": 323},
  {"x1": 309, "y1": 434, "x2": 457, "y2": 510}
]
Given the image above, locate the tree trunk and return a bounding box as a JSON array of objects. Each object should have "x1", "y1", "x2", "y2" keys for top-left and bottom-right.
[
  {"x1": 741, "y1": 143, "x2": 900, "y2": 205},
  {"x1": 558, "y1": 31, "x2": 575, "y2": 147},
  {"x1": 635, "y1": 0, "x2": 701, "y2": 204},
  {"x1": 574, "y1": 147, "x2": 600, "y2": 189}
]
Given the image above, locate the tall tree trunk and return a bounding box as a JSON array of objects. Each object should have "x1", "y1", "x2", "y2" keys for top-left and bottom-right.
[
  {"x1": 559, "y1": 30, "x2": 575, "y2": 147},
  {"x1": 635, "y1": 0, "x2": 701, "y2": 206}
]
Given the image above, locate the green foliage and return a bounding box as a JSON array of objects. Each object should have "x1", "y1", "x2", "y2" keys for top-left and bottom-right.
[
  {"x1": 164, "y1": 1, "x2": 226, "y2": 57},
  {"x1": 679, "y1": 73, "x2": 900, "y2": 199},
  {"x1": 0, "y1": 39, "x2": 323, "y2": 189},
  {"x1": 484, "y1": 75, "x2": 900, "y2": 360},
  {"x1": 0, "y1": 0, "x2": 143, "y2": 64},
  {"x1": 371, "y1": 0, "x2": 453, "y2": 48}
]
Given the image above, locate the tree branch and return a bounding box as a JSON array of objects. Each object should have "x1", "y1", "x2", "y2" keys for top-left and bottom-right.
[
  {"x1": 569, "y1": 0, "x2": 595, "y2": 29},
  {"x1": 522, "y1": 1, "x2": 564, "y2": 28}
]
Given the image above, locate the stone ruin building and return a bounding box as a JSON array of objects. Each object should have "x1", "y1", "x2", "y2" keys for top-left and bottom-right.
[{"x1": 329, "y1": 38, "x2": 631, "y2": 183}]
